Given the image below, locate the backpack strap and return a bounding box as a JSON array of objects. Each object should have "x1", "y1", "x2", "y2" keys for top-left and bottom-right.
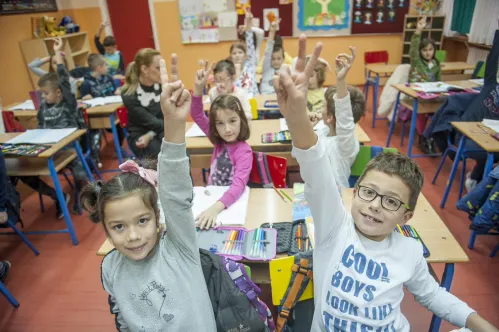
[
  {"x1": 254, "y1": 152, "x2": 273, "y2": 188},
  {"x1": 276, "y1": 257, "x2": 314, "y2": 332},
  {"x1": 222, "y1": 257, "x2": 276, "y2": 331}
]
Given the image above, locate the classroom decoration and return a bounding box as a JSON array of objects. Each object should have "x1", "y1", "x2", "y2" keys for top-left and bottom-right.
[
  {"x1": 263, "y1": 8, "x2": 279, "y2": 31},
  {"x1": 351, "y1": 0, "x2": 408, "y2": 34},
  {"x1": 59, "y1": 16, "x2": 80, "y2": 34},
  {"x1": 235, "y1": 0, "x2": 250, "y2": 14},
  {"x1": 237, "y1": 0, "x2": 293, "y2": 37},
  {"x1": 0, "y1": 0, "x2": 57, "y2": 15},
  {"x1": 297, "y1": 0, "x2": 351, "y2": 32},
  {"x1": 178, "y1": 0, "x2": 237, "y2": 44},
  {"x1": 412, "y1": 0, "x2": 442, "y2": 15},
  {"x1": 43, "y1": 15, "x2": 66, "y2": 37}
]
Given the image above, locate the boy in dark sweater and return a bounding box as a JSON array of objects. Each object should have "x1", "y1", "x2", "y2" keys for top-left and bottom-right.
[
  {"x1": 20, "y1": 37, "x2": 87, "y2": 216},
  {"x1": 80, "y1": 53, "x2": 119, "y2": 99}
]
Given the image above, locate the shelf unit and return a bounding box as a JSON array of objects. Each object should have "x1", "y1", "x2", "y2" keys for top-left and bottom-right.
[
  {"x1": 20, "y1": 32, "x2": 91, "y2": 89},
  {"x1": 401, "y1": 15, "x2": 445, "y2": 64}
]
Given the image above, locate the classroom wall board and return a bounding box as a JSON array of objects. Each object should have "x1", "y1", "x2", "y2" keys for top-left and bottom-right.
[
  {"x1": 291, "y1": 0, "x2": 352, "y2": 37},
  {"x1": 0, "y1": 0, "x2": 57, "y2": 15},
  {"x1": 178, "y1": 0, "x2": 238, "y2": 44},
  {"x1": 237, "y1": 0, "x2": 293, "y2": 37},
  {"x1": 350, "y1": 0, "x2": 409, "y2": 34}
]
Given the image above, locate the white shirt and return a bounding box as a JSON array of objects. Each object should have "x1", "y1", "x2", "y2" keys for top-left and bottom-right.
[
  {"x1": 293, "y1": 139, "x2": 475, "y2": 332},
  {"x1": 316, "y1": 93, "x2": 360, "y2": 188}
]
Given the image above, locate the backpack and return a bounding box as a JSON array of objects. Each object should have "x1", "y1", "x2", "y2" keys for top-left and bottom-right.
[
  {"x1": 0, "y1": 176, "x2": 23, "y2": 229},
  {"x1": 200, "y1": 249, "x2": 276, "y2": 332},
  {"x1": 276, "y1": 251, "x2": 315, "y2": 332}
]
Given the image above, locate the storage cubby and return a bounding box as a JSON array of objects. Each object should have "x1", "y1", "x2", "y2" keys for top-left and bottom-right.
[{"x1": 401, "y1": 15, "x2": 446, "y2": 64}]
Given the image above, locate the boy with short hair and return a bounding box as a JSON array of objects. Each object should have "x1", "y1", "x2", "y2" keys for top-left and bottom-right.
[
  {"x1": 273, "y1": 36, "x2": 498, "y2": 332},
  {"x1": 22, "y1": 37, "x2": 87, "y2": 215},
  {"x1": 80, "y1": 53, "x2": 119, "y2": 100},
  {"x1": 312, "y1": 47, "x2": 366, "y2": 188},
  {"x1": 95, "y1": 21, "x2": 125, "y2": 77}
]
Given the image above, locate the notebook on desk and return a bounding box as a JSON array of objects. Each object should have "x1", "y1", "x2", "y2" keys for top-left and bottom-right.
[
  {"x1": 6, "y1": 128, "x2": 77, "y2": 144},
  {"x1": 192, "y1": 186, "x2": 250, "y2": 225},
  {"x1": 83, "y1": 96, "x2": 122, "y2": 107},
  {"x1": 411, "y1": 82, "x2": 465, "y2": 93}
]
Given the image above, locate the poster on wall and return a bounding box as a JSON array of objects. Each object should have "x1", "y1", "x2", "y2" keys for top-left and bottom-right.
[
  {"x1": 297, "y1": 0, "x2": 351, "y2": 32},
  {"x1": 0, "y1": 0, "x2": 57, "y2": 15},
  {"x1": 263, "y1": 8, "x2": 279, "y2": 31},
  {"x1": 235, "y1": 0, "x2": 250, "y2": 15}
]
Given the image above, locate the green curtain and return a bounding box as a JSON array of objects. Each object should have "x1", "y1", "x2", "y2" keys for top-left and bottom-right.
[{"x1": 451, "y1": 0, "x2": 476, "y2": 34}]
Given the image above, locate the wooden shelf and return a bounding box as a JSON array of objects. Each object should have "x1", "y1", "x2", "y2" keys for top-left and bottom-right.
[
  {"x1": 444, "y1": 36, "x2": 492, "y2": 51},
  {"x1": 401, "y1": 15, "x2": 445, "y2": 63},
  {"x1": 72, "y1": 50, "x2": 89, "y2": 57},
  {"x1": 41, "y1": 31, "x2": 87, "y2": 41}
]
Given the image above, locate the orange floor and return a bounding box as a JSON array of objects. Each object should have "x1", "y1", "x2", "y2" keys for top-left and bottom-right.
[{"x1": 1, "y1": 96, "x2": 498, "y2": 331}]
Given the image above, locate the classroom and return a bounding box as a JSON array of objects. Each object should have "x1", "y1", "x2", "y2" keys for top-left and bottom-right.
[{"x1": 0, "y1": 0, "x2": 498, "y2": 331}]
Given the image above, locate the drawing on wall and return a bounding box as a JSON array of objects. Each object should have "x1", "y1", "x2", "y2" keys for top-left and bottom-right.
[
  {"x1": 376, "y1": 10, "x2": 384, "y2": 23},
  {"x1": 366, "y1": 0, "x2": 374, "y2": 8},
  {"x1": 387, "y1": 0, "x2": 395, "y2": 8},
  {"x1": 298, "y1": 0, "x2": 351, "y2": 31},
  {"x1": 364, "y1": 11, "x2": 372, "y2": 24},
  {"x1": 355, "y1": 0, "x2": 363, "y2": 8},
  {"x1": 263, "y1": 8, "x2": 279, "y2": 31},
  {"x1": 388, "y1": 9, "x2": 396, "y2": 21},
  {"x1": 354, "y1": 11, "x2": 362, "y2": 23},
  {"x1": 235, "y1": 0, "x2": 251, "y2": 15}
]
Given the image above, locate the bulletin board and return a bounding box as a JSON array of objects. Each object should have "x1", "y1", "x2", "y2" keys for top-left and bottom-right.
[
  {"x1": 178, "y1": 0, "x2": 238, "y2": 44},
  {"x1": 351, "y1": 0, "x2": 409, "y2": 34},
  {"x1": 0, "y1": 0, "x2": 57, "y2": 15},
  {"x1": 236, "y1": 0, "x2": 294, "y2": 37}
]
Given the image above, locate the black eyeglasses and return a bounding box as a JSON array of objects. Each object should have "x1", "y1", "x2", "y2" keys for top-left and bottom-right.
[{"x1": 357, "y1": 185, "x2": 410, "y2": 211}]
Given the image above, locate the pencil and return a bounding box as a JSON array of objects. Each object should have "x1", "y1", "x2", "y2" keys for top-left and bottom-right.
[
  {"x1": 396, "y1": 224, "x2": 404, "y2": 234},
  {"x1": 280, "y1": 189, "x2": 292, "y2": 202},
  {"x1": 273, "y1": 186, "x2": 287, "y2": 202}
]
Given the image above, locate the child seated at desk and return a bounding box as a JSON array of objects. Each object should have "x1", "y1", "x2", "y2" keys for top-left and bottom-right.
[
  {"x1": 410, "y1": 15, "x2": 441, "y2": 154},
  {"x1": 95, "y1": 21, "x2": 125, "y2": 78},
  {"x1": 19, "y1": 37, "x2": 87, "y2": 216},
  {"x1": 314, "y1": 47, "x2": 366, "y2": 189},
  {"x1": 192, "y1": 62, "x2": 253, "y2": 229},
  {"x1": 80, "y1": 54, "x2": 120, "y2": 100},
  {"x1": 276, "y1": 35, "x2": 498, "y2": 332},
  {"x1": 28, "y1": 53, "x2": 78, "y2": 96},
  {"x1": 256, "y1": 35, "x2": 293, "y2": 77},
  {"x1": 208, "y1": 60, "x2": 252, "y2": 120},
  {"x1": 260, "y1": 18, "x2": 285, "y2": 95}
]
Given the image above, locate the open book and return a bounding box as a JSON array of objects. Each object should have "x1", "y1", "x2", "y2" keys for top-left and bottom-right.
[
  {"x1": 411, "y1": 82, "x2": 465, "y2": 93},
  {"x1": 83, "y1": 95, "x2": 123, "y2": 107}
]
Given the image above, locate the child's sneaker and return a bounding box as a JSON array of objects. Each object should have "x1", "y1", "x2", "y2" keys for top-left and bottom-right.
[
  {"x1": 0, "y1": 261, "x2": 11, "y2": 283},
  {"x1": 465, "y1": 172, "x2": 477, "y2": 193},
  {"x1": 55, "y1": 193, "x2": 71, "y2": 219}
]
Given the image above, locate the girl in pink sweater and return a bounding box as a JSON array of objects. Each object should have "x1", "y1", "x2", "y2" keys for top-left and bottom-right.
[{"x1": 191, "y1": 61, "x2": 253, "y2": 229}]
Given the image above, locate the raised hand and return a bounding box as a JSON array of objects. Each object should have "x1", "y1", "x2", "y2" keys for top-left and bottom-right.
[
  {"x1": 100, "y1": 21, "x2": 109, "y2": 29},
  {"x1": 335, "y1": 46, "x2": 356, "y2": 82},
  {"x1": 53, "y1": 37, "x2": 63, "y2": 52},
  {"x1": 416, "y1": 16, "x2": 427, "y2": 33},
  {"x1": 193, "y1": 60, "x2": 215, "y2": 96},
  {"x1": 159, "y1": 54, "x2": 191, "y2": 123},
  {"x1": 269, "y1": 18, "x2": 281, "y2": 40},
  {"x1": 244, "y1": 7, "x2": 253, "y2": 31},
  {"x1": 272, "y1": 35, "x2": 323, "y2": 120}
]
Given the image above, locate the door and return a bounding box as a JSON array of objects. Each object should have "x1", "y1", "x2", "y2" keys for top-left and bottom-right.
[{"x1": 106, "y1": 0, "x2": 155, "y2": 64}]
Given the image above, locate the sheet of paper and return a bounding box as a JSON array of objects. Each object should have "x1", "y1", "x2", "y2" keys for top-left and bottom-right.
[
  {"x1": 192, "y1": 186, "x2": 250, "y2": 225},
  {"x1": 203, "y1": 96, "x2": 211, "y2": 104},
  {"x1": 280, "y1": 118, "x2": 327, "y2": 132},
  {"x1": 482, "y1": 119, "x2": 499, "y2": 132},
  {"x1": 8, "y1": 100, "x2": 35, "y2": 110},
  {"x1": 203, "y1": 0, "x2": 228, "y2": 13},
  {"x1": 185, "y1": 123, "x2": 207, "y2": 137},
  {"x1": 411, "y1": 82, "x2": 462, "y2": 93},
  {"x1": 263, "y1": 8, "x2": 279, "y2": 31},
  {"x1": 218, "y1": 11, "x2": 237, "y2": 27},
  {"x1": 84, "y1": 96, "x2": 122, "y2": 107},
  {"x1": 469, "y1": 78, "x2": 484, "y2": 86},
  {"x1": 6, "y1": 128, "x2": 77, "y2": 144}
]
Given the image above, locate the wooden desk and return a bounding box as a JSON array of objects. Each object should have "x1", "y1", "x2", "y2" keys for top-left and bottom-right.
[
  {"x1": 186, "y1": 119, "x2": 371, "y2": 168},
  {"x1": 11, "y1": 102, "x2": 125, "y2": 164},
  {"x1": 0, "y1": 129, "x2": 94, "y2": 245},
  {"x1": 366, "y1": 62, "x2": 476, "y2": 128},
  {"x1": 440, "y1": 122, "x2": 499, "y2": 208},
  {"x1": 386, "y1": 80, "x2": 481, "y2": 159},
  {"x1": 203, "y1": 94, "x2": 278, "y2": 113}
]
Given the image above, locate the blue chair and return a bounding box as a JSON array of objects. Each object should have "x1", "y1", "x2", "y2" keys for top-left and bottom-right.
[{"x1": 0, "y1": 219, "x2": 40, "y2": 308}]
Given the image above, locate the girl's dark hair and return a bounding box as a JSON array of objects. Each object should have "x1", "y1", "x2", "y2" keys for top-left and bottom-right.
[
  {"x1": 230, "y1": 41, "x2": 247, "y2": 56},
  {"x1": 214, "y1": 59, "x2": 236, "y2": 76},
  {"x1": 419, "y1": 38, "x2": 437, "y2": 61},
  {"x1": 80, "y1": 160, "x2": 159, "y2": 231},
  {"x1": 238, "y1": 30, "x2": 257, "y2": 51},
  {"x1": 274, "y1": 35, "x2": 283, "y2": 47},
  {"x1": 48, "y1": 54, "x2": 68, "y2": 73},
  {"x1": 209, "y1": 95, "x2": 250, "y2": 145}
]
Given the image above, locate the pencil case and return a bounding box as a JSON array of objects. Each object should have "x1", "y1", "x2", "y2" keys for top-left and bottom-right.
[
  {"x1": 261, "y1": 222, "x2": 293, "y2": 254},
  {"x1": 261, "y1": 130, "x2": 291, "y2": 144},
  {"x1": 196, "y1": 226, "x2": 277, "y2": 261},
  {"x1": 263, "y1": 100, "x2": 279, "y2": 108}
]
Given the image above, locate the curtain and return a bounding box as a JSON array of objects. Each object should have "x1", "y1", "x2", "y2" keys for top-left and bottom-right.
[
  {"x1": 469, "y1": 0, "x2": 499, "y2": 45},
  {"x1": 451, "y1": 0, "x2": 476, "y2": 34},
  {"x1": 438, "y1": 0, "x2": 456, "y2": 37}
]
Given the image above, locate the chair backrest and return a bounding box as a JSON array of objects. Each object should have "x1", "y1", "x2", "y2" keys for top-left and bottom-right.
[
  {"x1": 348, "y1": 146, "x2": 398, "y2": 187},
  {"x1": 435, "y1": 50, "x2": 447, "y2": 63},
  {"x1": 364, "y1": 51, "x2": 389, "y2": 65},
  {"x1": 1, "y1": 111, "x2": 25, "y2": 133},
  {"x1": 29, "y1": 90, "x2": 42, "y2": 110},
  {"x1": 250, "y1": 152, "x2": 287, "y2": 188},
  {"x1": 80, "y1": 107, "x2": 89, "y2": 126},
  {"x1": 472, "y1": 61, "x2": 486, "y2": 79},
  {"x1": 249, "y1": 98, "x2": 258, "y2": 120},
  {"x1": 116, "y1": 106, "x2": 130, "y2": 128}
]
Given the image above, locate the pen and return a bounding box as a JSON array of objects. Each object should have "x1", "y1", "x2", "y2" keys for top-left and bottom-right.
[
  {"x1": 273, "y1": 186, "x2": 287, "y2": 202},
  {"x1": 280, "y1": 189, "x2": 292, "y2": 202}
]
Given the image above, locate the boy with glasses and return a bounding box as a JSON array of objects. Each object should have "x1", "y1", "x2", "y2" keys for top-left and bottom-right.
[{"x1": 274, "y1": 36, "x2": 498, "y2": 332}]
